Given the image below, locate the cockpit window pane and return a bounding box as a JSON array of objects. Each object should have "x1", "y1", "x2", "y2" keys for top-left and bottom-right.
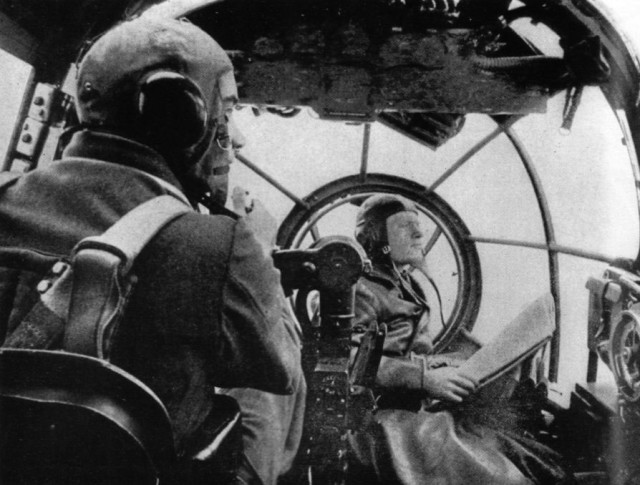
[{"x1": 515, "y1": 88, "x2": 640, "y2": 259}]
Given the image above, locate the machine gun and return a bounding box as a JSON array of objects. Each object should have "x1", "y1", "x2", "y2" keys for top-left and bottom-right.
[
  {"x1": 273, "y1": 236, "x2": 385, "y2": 485},
  {"x1": 586, "y1": 264, "x2": 640, "y2": 484},
  {"x1": 587, "y1": 265, "x2": 640, "y2": 402}
]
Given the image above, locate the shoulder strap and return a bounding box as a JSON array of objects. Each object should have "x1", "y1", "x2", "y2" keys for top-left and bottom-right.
[
  {"x1": 64, "y1": 195, "x2": 191, "y2": 358},
  {"x1": 73, "y1": 194, "x2": 191, "y2": 273}
]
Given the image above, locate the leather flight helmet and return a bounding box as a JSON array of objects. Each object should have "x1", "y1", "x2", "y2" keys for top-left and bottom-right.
[
  {"x1": 75, "y1": 17, "x2": 233, "y2": 164},
  {"x1": 355, "y1": 194, "x2": 418, "y2": 263}
]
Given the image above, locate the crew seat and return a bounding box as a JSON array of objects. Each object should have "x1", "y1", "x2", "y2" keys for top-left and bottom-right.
[{"x1": 0, "y1": 348, "x2": 241, "y2": 485}]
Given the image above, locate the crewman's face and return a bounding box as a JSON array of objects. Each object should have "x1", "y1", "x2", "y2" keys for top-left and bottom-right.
[
  {"x1": 386, "y1": 211, "x2": 426, "y2": 266},
  {"x1": 188, "y1": 70, "x2": 246, "y2": 206}
]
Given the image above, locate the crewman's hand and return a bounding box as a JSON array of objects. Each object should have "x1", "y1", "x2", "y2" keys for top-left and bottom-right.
[
  {"x1": 231, "y1": 186, "x2": 277, "y2": 255},
  {"x1": 422, "y1": 367, "x2": 478, "y2": 403}
]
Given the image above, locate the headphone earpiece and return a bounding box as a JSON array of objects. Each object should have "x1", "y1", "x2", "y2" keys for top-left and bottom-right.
[{"x1": 136, "y1": 70, "x2": 209, "y2": 152}]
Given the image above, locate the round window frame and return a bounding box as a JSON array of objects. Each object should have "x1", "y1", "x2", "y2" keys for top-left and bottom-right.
[{"x1": 277, "y1": 173, "x2": 482, "y2": 352}]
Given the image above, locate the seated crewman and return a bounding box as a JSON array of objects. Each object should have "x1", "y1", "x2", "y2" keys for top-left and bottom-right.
[
  {"x1": 0, "y1": 17, "x2": 305, "y2": 485},
  {"x1": 348, "y1": 194, "x2": 574, "y2": 485}
]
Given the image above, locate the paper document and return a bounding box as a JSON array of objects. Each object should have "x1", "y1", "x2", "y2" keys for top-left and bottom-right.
[{"x1": 458, "y1": 293, "x2": 556, "y2": 387}]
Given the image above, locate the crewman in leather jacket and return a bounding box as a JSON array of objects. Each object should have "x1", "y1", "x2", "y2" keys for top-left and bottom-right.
[
  {"x1": 349, "y1": 194, "x2": 573, "y2": 485},
  {"x1": 0, "y1": 17, "x2": 304, "y2": 485}
]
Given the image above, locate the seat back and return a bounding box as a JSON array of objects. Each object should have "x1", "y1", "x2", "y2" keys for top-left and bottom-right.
[{"x1": 0, "y1": 348, "x2": 176, "y2": 485}]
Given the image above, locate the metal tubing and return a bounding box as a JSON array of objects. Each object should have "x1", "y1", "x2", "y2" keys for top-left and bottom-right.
[
  {"x1": 236, "y1": 153, "x2": 310, "y2": 209},
  {"x1": 310, "y1": 225, "x2": 320, "y2": 241},
  {"x1": 424, "y1": 227, "x2": 443, "y2": 256},
  {"x1": 359, "y1": 123, "x2": 371, "y2": 183},
  {"x1": 500, "y1": 121, "x2": 561, "y2": 382},
  {"x1": 427, "y1": 116, "x2": 521, "y2": 193},
  {"x1": 467, "y1": 236, "x2": 616, "y2": 264}
]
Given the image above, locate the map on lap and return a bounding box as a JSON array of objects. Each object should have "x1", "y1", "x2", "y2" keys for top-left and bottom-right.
[{"x1": 458, "y1": 293, "x2": 556, "y2": 387}]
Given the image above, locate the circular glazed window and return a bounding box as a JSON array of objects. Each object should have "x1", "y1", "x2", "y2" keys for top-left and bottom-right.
[{"x1": 277, "y1": 173, "x2": 482, "y2": 352}]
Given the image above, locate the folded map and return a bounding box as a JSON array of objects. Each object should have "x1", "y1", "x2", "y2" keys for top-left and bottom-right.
[{"x1": 458, "y1": 293, "x2": 556, "y2": 387}]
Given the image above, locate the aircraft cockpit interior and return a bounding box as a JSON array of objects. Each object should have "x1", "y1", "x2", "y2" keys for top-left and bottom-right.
[{"x1": 0, "y1": 0, "x2": 640, "y2": 484}]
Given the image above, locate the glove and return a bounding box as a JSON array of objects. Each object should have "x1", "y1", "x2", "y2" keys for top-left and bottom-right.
[
  {"x1": 422, "y1": 366, "x2": 478, "y2": 403},
  {"x1": 232, "y1": 186, "x2": 277, "y2": 255}
]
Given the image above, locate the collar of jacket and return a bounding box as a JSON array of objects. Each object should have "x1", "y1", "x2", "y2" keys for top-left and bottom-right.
[
  {"x1": 62, "y1": 129, "x2": 185, "y2": 193},
  {"x1": 366, "y1": 262, "x2": 405, "y2": 288},
  {"x1": 368, "y1": 261, "x2": 426, "y2": 293}
]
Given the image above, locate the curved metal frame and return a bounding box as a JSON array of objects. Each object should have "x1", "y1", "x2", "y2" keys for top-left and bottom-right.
[{"x1": 498, "y1": 119, "x2": 561, "y2": 381}]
